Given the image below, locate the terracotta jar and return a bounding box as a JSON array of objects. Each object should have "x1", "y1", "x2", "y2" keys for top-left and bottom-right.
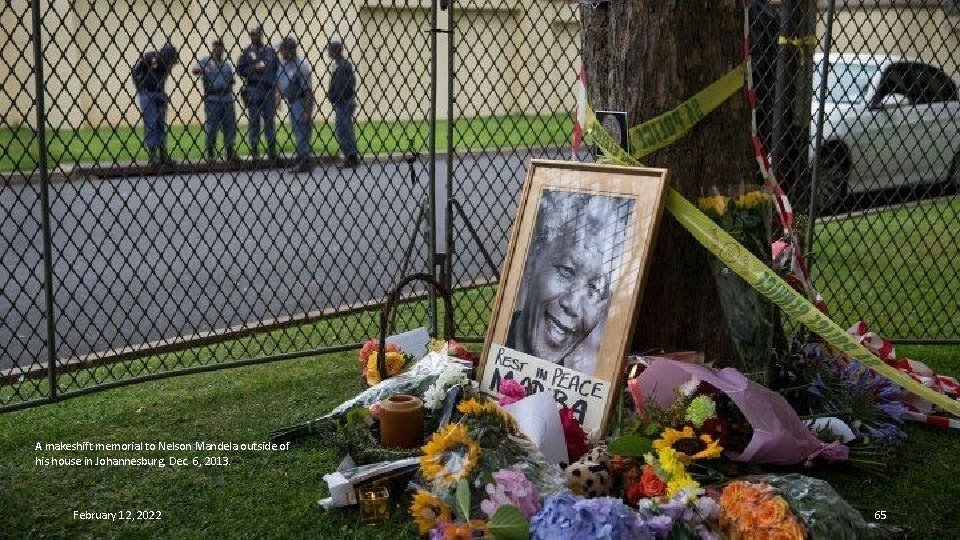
[{"x1": 378, "y1": 394, "x2": 424, "y2": 449}]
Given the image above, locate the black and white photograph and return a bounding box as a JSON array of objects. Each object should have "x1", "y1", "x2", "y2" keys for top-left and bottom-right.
[{"x1": 505, "y1": 189, "x2": 634, "y2": 375}]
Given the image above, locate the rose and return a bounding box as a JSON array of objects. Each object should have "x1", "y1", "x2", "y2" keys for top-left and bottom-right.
[
  {"x1": 626, "y1": 482, "x2": 646, "y2": 506},
  {"x1": 757, "y1": 497, "x2": 789, "y2": 528},
  {"x1": 640, "y1": 465, "x2": 666, "y2": 497},
  {"x1": 558, "y1": 406, "x2": 589, "y2": 462},
  {"x1": 497, "y1": 378, "x2": 528, "y2": 406}
]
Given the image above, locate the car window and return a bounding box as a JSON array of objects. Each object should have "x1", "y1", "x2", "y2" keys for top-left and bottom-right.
[
  {"x1": 874, "y1": 63, "x2": 916, "y2": 104},
  {"x1": 875, "y1": 63, "x2": 959, "y2": 105},
  {"x1": 919, "y1": 65, "x2": 959, "y2": 103},
  {"x1": 813, "y1": 60, "x2": 879, "y2": 104}
]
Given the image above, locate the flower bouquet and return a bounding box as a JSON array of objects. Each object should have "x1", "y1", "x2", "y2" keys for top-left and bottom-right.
[
  {"x1": 698, "y1": 185, "x2": 776, "y2": 386},
  {"x1": 412, "y1": 391, "x2": 566, "y2": 539},
  {"x1": 719, "y1": 474, "x2": 900, "y2": 539}
]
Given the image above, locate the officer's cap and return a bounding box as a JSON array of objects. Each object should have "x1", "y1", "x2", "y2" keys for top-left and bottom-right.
[{"x1": 280, "y1": 36, "x2": 297, "y2": 51}]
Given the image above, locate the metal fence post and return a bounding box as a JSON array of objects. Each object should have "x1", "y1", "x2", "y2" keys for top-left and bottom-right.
[
  {"x1": 804, "y1": 0, "x2": 837, "y2": 276},
  {"x1": 427, "y1": 0, "x2": 440, "y2": 335},
  {"x1": 444, "y1": 0, "x2": 455, "y2": 297},
  {"x1": 31, "y1": 0, "x2": 58, "y2": 400}
]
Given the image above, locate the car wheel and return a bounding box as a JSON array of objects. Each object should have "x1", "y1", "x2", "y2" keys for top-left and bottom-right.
[
  {"x1": 815, "y1": 145, "x2": 848, "y2": 212},
  {"x1": 949, "y1": 152, "x2": 960, "y2": 191}
]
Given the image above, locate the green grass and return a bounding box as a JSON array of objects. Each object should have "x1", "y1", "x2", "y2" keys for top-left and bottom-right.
[
  {"x1": 0, "y1": 113, "x2": 572, "y2": 172},
  {"x1": 2, "y1": 197, "x2": 960, "y2": 538},
  {"x1": 811, "y1": 198, "x2": 960, "y2": 340},
  {"x1": 1, "y1": 342, "x2": 957, "y2": 538}
]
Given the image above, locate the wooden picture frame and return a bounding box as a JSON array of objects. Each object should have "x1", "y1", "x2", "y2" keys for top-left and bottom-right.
[{"x1": 479, "y1": 160, "x2": 670, "y2": 436}]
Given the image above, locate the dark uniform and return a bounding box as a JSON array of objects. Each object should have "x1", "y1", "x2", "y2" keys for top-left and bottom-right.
[
  {"x1": 327, "y1": 40, "x2": 358, "y2": 168},
  {"x1": 277, "y1": 37, "x2": 314, "y2": 172},
  {"x1": 132, "y1": 42, "x2": 178, "y2": 165},
  {"x1": 195, "y1": 42, "x2": 237, "y2": 161},
  {"x1": 236, "y1": 26, "x2": 279, "y2": 161}
]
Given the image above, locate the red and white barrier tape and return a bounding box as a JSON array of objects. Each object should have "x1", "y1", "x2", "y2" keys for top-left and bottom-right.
[
  {"x1": 850, "y1": 321, "x2": 960, "y2": 428},
  {"x1": 573, "y1": 64, "x2": 587, "y2": 158}
]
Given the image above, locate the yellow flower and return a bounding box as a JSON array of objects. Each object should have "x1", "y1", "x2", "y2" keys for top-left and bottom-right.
[
  {"x1": 697, "y1": 195, "x2": 729, "y2": 216},
  {"x1": 420, "y1": 423, "x2": 481, "y2": 488},
  {"x1": 410, "y1": 490, "x2": 452, "y2": 535},
  {"x1": 365, "y1": 350, "x2": 406, "y2": 385},
  {"x1": 666, "y1": 472, "x2": 699, "y2": 497},
  {"x1": 653, "y1": 426, "x2": 723, "y2": 462},
  {"x1": 457, "y1": 398, "x2": 523, "y2": 435},
  {"x1": 655, "y1": 447, "x2": 686, "y2": 478},
  {"x1": 735, "y1": 190, "x2": 769, "y2": 210}
]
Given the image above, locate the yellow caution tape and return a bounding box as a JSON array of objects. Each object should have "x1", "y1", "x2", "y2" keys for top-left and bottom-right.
[
  {"x1": 664, "y1": 189, "x2": 960, "y2": 417},
  {"x1": 777, "y1": 35, "x2": 818, "y2": 47},
  {"x1": 585, "y1": 63, "x2": 746, "y2": 162}
]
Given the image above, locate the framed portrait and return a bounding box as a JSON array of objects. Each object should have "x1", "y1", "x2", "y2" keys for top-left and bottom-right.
[{"x1": 479, "y1": 160, "x2": 670, "y2": 436}]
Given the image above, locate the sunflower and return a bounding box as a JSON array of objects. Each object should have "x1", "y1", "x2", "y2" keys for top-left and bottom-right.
[
  {"x1": 410, "y1": 490, "x2": 452, "y2": 535},
  {"x1": 697, "y1": 195, "x2": 729, "y2": 216},
  {"x1": 734, "y1": 190, "x2": 769, "y2": 210},
  {"x1": 653, "y1": 426, "x2": 723, "y2": 462},
  {"x1": 421, "y1": 424, "x2": 481, "y2": 488},
  {"x1": 457, "y1": 398, "x2": 523, "y2": 435},
  {"x1": 365, "y1": 350, "x2": 407, "y2": 385}
]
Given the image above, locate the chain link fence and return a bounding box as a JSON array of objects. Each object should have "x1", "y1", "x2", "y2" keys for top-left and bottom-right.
[
  {"x1": 747, "y1": 0, "x2": 960, "y2": 342},
  {"x1": 1, "y1": 0, "x2": 958, "y2": 410}
]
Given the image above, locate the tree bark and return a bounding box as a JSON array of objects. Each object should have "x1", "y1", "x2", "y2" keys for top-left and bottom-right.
[{"x1": 582, "y1": 0, "x2": 756, "y2": 361}]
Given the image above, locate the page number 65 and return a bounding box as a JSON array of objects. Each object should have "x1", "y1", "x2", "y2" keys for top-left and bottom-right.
[{"x1": 874, "y1": 511, "x2": 887, "y2": 520}]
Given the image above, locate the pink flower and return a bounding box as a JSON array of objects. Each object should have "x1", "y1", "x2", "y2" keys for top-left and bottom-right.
[
  {"x1": 480, "y1": 467, "x2": 541, "y2": 519},
  {"x1": 627, "y1": 377, "x2": 646, "y2": 415},
  {"x1": 369, "y1": 401, "x2": 383, "y2": 420},
  {"x1": 497, "y1": 378, "x2": 528, "y2": 407}
]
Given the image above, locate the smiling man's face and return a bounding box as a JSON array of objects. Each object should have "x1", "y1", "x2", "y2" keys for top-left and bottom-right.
[{"x1": 524, "y1": 233, "x2": 609, "y2": 363}]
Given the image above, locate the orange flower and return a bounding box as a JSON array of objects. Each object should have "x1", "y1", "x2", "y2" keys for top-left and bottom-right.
[
  {"x1": 719, "y1": 481, "x2": 746, "y2": 509},
  {"x1": 640, "y1": 465, "x2": 667, "y2": 497},
  {"x1": 767, "y1": 519, "x2": 805, "y2": 540},
  {"x1": 757, "y1": 496, "x2": 790, "y2": 528}
]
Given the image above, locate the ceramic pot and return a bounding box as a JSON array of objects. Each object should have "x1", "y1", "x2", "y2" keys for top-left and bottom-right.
[{"x1": 378, "y1": 394, "x2": 424, "y2": 449}]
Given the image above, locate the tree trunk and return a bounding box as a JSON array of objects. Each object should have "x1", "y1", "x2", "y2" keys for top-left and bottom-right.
[{"x1": 581, "y1": 0, "x2": 755, "y2": 361}]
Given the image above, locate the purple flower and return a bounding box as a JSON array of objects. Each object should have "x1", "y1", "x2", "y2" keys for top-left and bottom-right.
[
  {"x1": 647, "y1": 515, "x2": 673, "y2": 536},
  {"x1": 635, "y1": 490, "x2": 720, "y2": 539},
  {"x1": 480, "y1": 467, "x2": 541, "y2": 519},
  {"x1": 530, "y1": 494, "x2": 654, "y2": 540}
]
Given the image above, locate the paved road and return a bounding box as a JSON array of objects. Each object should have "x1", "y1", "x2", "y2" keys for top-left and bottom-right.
[{"x1": 0, "y1": 148, "x2": 572, "y2": 372}]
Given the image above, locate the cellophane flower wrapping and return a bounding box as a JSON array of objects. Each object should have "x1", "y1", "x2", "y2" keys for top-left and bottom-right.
[
  {"x1": 698, "y1": 186, "x2": 776, "y2": 386},
  {"x1": 739, "y1": 474, "x2": 902, "y2": 539}
]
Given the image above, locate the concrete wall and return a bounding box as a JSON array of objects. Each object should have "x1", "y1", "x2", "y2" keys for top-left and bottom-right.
[
  {"x1": 819, "y1": 5, "x2": 960, "y2": 79},
  {"x1": 0, "y1": 0, "x2": 581, "y2": 130}
]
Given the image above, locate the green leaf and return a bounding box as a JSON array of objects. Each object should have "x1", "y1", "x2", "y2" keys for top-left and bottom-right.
[
  {"x1": 608, "y1": 434, "x2": 653, "y2": 457},
  {"x1": 456, "y1": 478, "x2": 471, "y2": 521},
  {"x1": 644, "y1": 422, "x2": 663, "y2": 438},
  {"x1": 487, "y1": 504, "x2": 529, "y2": 540}
]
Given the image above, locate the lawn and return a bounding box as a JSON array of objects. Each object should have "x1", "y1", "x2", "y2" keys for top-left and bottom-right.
[
  {"x1": 0, "y1": 113, "x2": 572, "y2": 172},
  {"x1": 811, "y1": 198, "x2": 960, "y2": 341},
  {"x1": 1, "y1": 343, "x2": 958, "y2": 539},
  {"x1": 2, "y1": 198, "x2": 960, "y2": 538}
]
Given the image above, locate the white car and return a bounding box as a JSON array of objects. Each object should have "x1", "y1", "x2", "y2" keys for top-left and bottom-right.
[{"x1": 811, "y1": 53, "x2": 960, "y2": 208}]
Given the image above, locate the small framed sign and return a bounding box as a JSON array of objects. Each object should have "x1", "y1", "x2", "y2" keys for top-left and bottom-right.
[
  {"x1": 595, "y1": 110, "x2": 630, "y2": 155},
  {"x1": 479, "y1": 160, "x2": 669, "y2": 435}
]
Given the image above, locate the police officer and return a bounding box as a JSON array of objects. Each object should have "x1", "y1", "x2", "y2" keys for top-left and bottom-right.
[
  {"x1": 327, "y1": 38, "x2": 358, "y2": 169},
  {"x1": 132, "y1": 41, "x2": 178, "y2": 165},
  {"x1": 276, "y1": 37, "x2": 314, "y2": 173},
  {"x1": 192, "y1": 38, "x2": 237, "y2": 161},
  {"x1": 236, "y1": 25, "x2": 279, "y2": 162}
]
